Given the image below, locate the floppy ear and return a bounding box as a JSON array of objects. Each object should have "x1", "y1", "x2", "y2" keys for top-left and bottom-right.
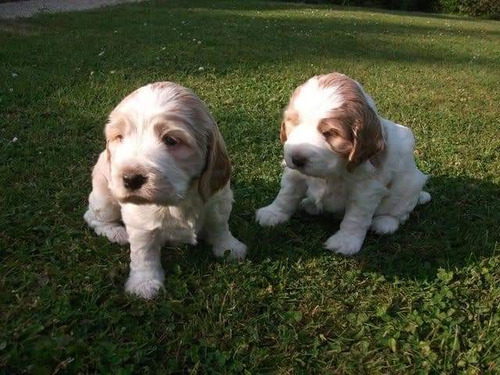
[
  {"x1": 106, "y1": 140, "x2": 112, "y2": 164},
  {"x1": 198, "y1": 127, "x2": 231, "y2": 201},
  {"x1": 104, "y1": 117, "x2": 123, "y2": 164},
  {"x1": 347, "y1": 102, "x2": 386, "y2": 172},
  {"x1": 280, "y1": 120, "x2": 287, "y2": 143}
]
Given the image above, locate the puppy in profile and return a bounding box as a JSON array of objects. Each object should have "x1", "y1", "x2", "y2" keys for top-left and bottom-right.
[
  {"x1": 84, "y1": 82, "x2": 246, "y2": 299},
  {"x1": 256, "y1": 72, "x2": 430, "y2": 255}
]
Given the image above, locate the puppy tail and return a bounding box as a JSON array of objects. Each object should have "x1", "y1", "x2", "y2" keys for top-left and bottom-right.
[{"x1": 418, "y1": 191, "x2": 431, "y2": 205}]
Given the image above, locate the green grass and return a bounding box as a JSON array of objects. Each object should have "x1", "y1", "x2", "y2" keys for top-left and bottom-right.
[{"x1": 1, "y1": 0, "x2": 499, "y2": 373}]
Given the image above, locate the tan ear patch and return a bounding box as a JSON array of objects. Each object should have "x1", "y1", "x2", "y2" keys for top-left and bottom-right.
[
  {"x1": 319, "y1": 72, "x2": 386, "y2": 172},
  {"x1": 280, "y1": 109, "x2": 299, "y2": 143},
  {"x1": 105, "y1": 118, "x2": 127, "y2": 142},
  {"x1": 318, "y1": 118, "x2": 353, "y2": 156},
  {"x1": 198, "y1": 127, "x2": 231, "y2": 201},
  {"x1": 346, "y1": 101, "x2": 386, "y2": 171},
  {"x1": 280, "y1": 121, "x2": 287, "y2": 143}
]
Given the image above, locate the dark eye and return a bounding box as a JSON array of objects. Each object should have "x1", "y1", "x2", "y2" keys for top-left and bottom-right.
[
  {"x1": 115, "y1": 135, "x2": 123, "y2": 142},
  {"x1": 323, "y1": 130, "x2": 338, "y2": 138},
  {"x1": 163, "y1": 136, "x2": 179, "y2": 146}
]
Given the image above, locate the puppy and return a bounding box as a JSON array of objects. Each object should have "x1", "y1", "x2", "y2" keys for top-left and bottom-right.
[
  {"x1": 84, "y1": 82, "x2": 247, "y2": 299},
  {"x1": 256, "y1": 72, "x2": 431, "y2": 255}
]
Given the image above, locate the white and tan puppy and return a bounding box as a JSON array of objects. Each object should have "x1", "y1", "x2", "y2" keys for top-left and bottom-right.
[
  {"x1": 256, "y1": 72, "x2": 430, "y2": 255},
  {"x1": 84, "y1": 82, "x2": 246, "y2": 299}
]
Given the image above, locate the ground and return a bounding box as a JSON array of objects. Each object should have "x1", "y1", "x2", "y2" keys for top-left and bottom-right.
[
  {"x1": 0, "y1": 0, "x2": 499, "y2": 373},
  {"x1": 0, "y1": 0, "x2": 146, "y2": 20}
]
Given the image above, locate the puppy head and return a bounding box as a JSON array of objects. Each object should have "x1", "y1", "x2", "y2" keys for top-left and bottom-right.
[
  {"x1": 281, "y1": 73, "x2": 386, "y2": 177},
  {"x1": 105, "y1": 82, "x2": 230, "y2": 205}
]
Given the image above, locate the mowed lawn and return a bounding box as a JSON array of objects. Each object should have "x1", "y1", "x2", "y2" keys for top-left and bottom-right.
[{"x1": 1, "y1": 0, "x2": 499, "y2": 373}]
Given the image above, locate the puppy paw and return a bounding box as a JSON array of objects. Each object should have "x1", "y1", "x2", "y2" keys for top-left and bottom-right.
[
  {"x1": 255, "y1": 205, "x2": 290, "y2": 227},
  {"x1": 300, "y1": 197, "x2": 322, "y2": 216},
  {"x1": 85, "y1": 210, "x2": 129, "y2": 245},
  {"x1": 324, "y1": 231, "x2": 363, "y2": 256},
  {"x1": 103, "y1": 225, "x2": 129, "y2": 245},
  {"x1": 371, "y1": 215, "x2": 399, "y2": 235},
  {"x1": 213, "y1": 236, "x2": 247, "y2": 260},
  {"x1": 418, "y1": 191, "x2": 431, "y2": 205},
  {"x1": 125, "y1": 271, "x2": 164, "y2": 299}
]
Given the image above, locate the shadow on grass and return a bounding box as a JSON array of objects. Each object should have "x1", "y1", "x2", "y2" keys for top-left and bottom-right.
[
  {"x1": 217, "y1": 173, "x2": 499, "y2": 281},
  {"x1": 162, "y1": 0, "x2": 494, "y2": 23},
  {"x1": 173, "y1": 171, "x2": 500, "y2": 282},
  {"x1": 2, "y1": 0, "x2": 498, "y2": 293},
  {"x1": 161, "y1": 0, "x2": 500, "y2": 36},
  {"x1": 5, "y1": 0, "x2": 495, "y2": 83},
  {"x1": 6, "y1": 98, "x2": 495, "y2": 288}
]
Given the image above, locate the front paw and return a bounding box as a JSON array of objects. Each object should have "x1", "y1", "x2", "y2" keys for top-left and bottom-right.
[
  {"x1": 213, "y1": 236, "x2": 247, "y2": 260},
  {"x1": 256, "y1": 205, "x2": 290, "y2": 227},
  {"x1": 104, "y1": 225, "x2": 129, "y2": 245},
  {"x1": 300, "y1": 197, "x2": 322, "y2": 216},
  {"x1": 125, "y1": 270, "x2": 164, "y2": 299},
  {"x1": 371, "y1": 215, "x2": 399, "y2": 235},
  {"x1": 84, "y1": 210, "x2": 129, "y2": 246},
  {"x1": 324, "y1": 231, "x2": 364, "y2": 256}
]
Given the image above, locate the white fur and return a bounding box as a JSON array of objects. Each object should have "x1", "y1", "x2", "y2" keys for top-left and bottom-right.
[
  {"x1": 84, "y1": 83, "x2": 246, "y2": 299},
  {"x1": 292, "y1": 79, "x2": 344, "y2": 125},
  {"x1": 256, "y1": 75, "x2": 430, "y2": 255}
]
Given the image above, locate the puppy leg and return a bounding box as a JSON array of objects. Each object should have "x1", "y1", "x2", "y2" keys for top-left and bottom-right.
[
  {"x1": 373, "y1": 169, "x2": 429, "y2": 231},
  {"x1": 124, "y1": 228, "x2": 164, "y2": 299},
  {"x1": 300, "y1": 177, "x2": 327, "y2": 215},
  {"x1": 300, "y1": 197, "x2": 323, "y2": 215},
  {"x1": 84, "y1": 151, "x2": 128, "y2": 245},
  {"x1": 418, "y1": 191, "x2": 431, "y2": 205},
  {"x1": 325, "y1": 181, "x2": 386, "y2": 255},
  {"x1": 203, "y1": 186, "x2": 247, "y2": 260},
  {"x1": 371, "y1": 215, "x2": 399, "y2": 235},
  {"x1": 256, "y1": 167, "x2": 307, "y2": 226}
]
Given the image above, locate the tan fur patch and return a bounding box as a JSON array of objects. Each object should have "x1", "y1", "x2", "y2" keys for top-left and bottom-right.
[
  {"x1": 317, "y1": 73, "x2": 386, "y2": 171},
  {"x1": 105, "y1": 115, "x2": 128, "y2": 142},
  {"x1": 280, "y1": 85, "x2": 304, "y2": 143},
  {"x1": 317, "y1": 72, "x2": 347, "y2": 89},
  {"x1": 198, "y1": 127, "x2": 231, "y2": 201},
  {"x1": 280, "y1": 121, "x2": 288, "y2": 143},
  {"x1": 317, "y1": 118, "x2": 353, "y2": 156}
]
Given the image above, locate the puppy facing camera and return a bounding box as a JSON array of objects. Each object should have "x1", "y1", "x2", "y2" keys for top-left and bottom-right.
[
  {"x1": 84, "y1": 82, "x2": 246, "y2": 299},
  {"x1": 256, "y1": 72, "x2": 431, "y2": 255}
]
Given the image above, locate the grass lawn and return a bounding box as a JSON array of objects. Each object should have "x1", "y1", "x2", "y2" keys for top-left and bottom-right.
[{"x1": 1, "y1": 0, "x2": 499, "y2": 373}]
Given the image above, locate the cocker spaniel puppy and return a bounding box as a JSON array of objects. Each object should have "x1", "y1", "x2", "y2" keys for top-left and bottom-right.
[
  {"x1": 84, "y1": 82, "x2": 247, "y2": 299},
  {"x1": 256, "y1": 72, "x2": 431, "y2": 255}
]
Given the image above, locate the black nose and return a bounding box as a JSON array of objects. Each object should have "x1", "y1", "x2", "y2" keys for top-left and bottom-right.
[
  {"x1": 292, "y1": 155, "x2": 307, "y2": 168},
  {"x1": 123, "y1": 174, "x2": 147, "y2": 191}
]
